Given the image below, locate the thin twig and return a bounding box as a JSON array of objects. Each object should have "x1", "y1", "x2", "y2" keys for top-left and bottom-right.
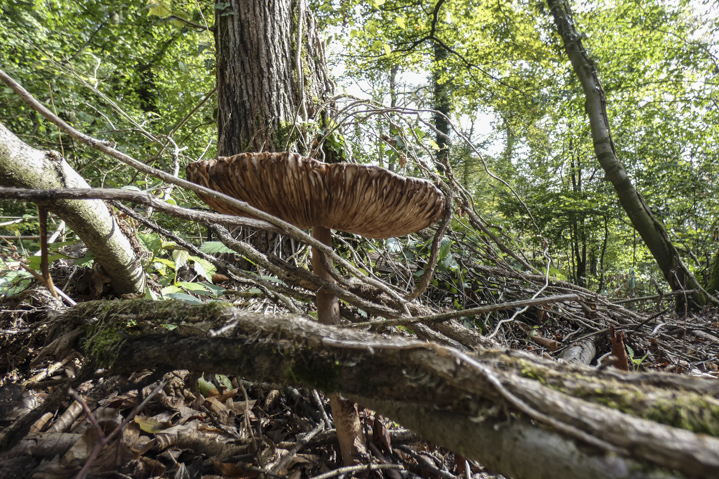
[
  {"x1": 37, "y1": 206, "x2": 58, "y2": 299},
  {"x1": 309, "y1": 463, "x2": 404, "y2": 479},
  {"x1": 346, "y1": 294, "x2": 581, "y2": 329},
  {"x1": 268, "y1": 422, "x2": 324, "y2": 475},
  {"x1": 405, "y1": 186, "x2": 453, "y2": 300}
]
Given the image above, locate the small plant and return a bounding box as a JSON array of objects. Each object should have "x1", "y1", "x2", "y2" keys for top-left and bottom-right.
[
  {"x1": 137, "y1": 232, "x2": 226, "y2": 303},
  {"x1": 626, "y1": 345, "x2": 649, "y2": 371}
]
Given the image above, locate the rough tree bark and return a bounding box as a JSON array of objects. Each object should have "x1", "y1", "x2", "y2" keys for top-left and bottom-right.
[
  {"x1": 547, "y1": 0, "x2": 707, "y2": 309},
  {"x1": 0, "y1": 122, "x2": 145, "y2": 296},
  {"x1": 214, "y1": 0, "x2": 333, "y2": 155},
  {"x1": 8, "y1": 299, "x2": 717, "y2": 479},
  {"x1": 212, "y1": 0, "x2": 336, "y2": 266}
]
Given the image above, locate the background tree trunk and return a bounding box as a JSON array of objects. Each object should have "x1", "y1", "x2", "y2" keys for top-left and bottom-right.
[
  {"x1": 214, "y1": 0, "x2": 333, "y2": 155},
  {"x1": 432, "y1": 42, "x2": 451, "y2": 168},
  {"x1": 213, "y1": 0, "x2": 335, "y2": 262},
  {"x1": 0, "y1": 122, "x2": 145, "y2": 296},
  {"x1": 548, "y1": 0, "x2": 707, "y2": 310}
]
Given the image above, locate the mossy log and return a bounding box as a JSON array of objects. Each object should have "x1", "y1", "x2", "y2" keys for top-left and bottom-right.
[{"x1": 13, "y1": 300, "x2": 719, "y2": 478}]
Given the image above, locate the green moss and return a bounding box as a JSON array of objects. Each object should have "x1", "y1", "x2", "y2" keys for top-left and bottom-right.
[
  {"x1": 644, "y1": 397, "x2": 719, "y2": 435},
  {"x1": 74, "y1": 299, "x2": 234, "y2": 368},
  {"x1": 275, "y1": 120, "x2": 300, "y2": 150},
  {"x1": 519, "y1": 363, "x2": 548, "y2": 385},
  {"x1": 84, "y1": 324, "x2": 126, "y2": 368},
  {"x1": 284, "y1": 356, "x2": 344, "y2": 393}
]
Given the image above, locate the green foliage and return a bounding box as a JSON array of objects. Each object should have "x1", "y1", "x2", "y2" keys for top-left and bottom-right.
[
  {"x1": 0, "y1": 265, "x2": 33, "y2": 299},
  {"x1": 626, "y1": 345, "x2": 650, "y2": 372},
  {"x1": 0, "y1": 0, "x2": 216, "y2": 189},
  {"x1": 137, "y1": 230, "x2": 220, "y2": 298},
  {"x1": 315, "y1": 0, "x2": 719, "y2": 297},
  {"x1": 3, "y1": 0, "x2": 719, "y2": 306}
]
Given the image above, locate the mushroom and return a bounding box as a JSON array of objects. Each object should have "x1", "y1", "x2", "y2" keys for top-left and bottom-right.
[{"x1": 186, "y1": 151, "x2": 445, "y2": 463}]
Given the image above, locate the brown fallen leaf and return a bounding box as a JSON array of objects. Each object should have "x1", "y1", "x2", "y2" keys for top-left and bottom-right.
[
  {"x1": 213, "y1": 461, "x2": 258, "y2": 478},
  {"x1": 371, "y1": 415, "x2": 393, "y2": 455},
  {"x1": 610, "y1": 325, "x2": 630, "y2": 371}
]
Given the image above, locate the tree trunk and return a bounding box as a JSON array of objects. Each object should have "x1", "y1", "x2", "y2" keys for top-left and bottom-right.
[
  {"x1": 213, "y1": 0, "x2": 335, "y2": 264},
  {"x1": 214, "y1": 0, "x2": 333, "y2": 155},
  {"x1": 9, "y1": 299, "x2": 718, "y2": 478},
  {"x1": 547, "y1": 0, "x2": 706, "y2": 310},
  {"x1": 707, "y1": 249, "x2": 719, "y2": 296},
  {"x1": 0, "y1": 122, "x2": 145, "y2": 296},
  {"x1": 432, "y1": 42, "x2": 451, "y2": 168}
]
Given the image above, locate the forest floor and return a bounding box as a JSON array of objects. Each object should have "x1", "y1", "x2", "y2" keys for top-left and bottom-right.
[{"x1": 0, "y1": 260, "x2": 718, "y2": 479}]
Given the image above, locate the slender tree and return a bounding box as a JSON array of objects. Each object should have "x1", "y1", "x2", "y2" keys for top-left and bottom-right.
[
  {"x1": 547, "y1": 0, "x2": 709, "y2": 310},
  {"x1": 431, "y1": 42, "x2": 451, "y2": 168}
]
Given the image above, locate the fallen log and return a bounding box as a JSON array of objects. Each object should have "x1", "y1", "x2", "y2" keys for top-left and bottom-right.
[{"x1": 4, "y1": 299, "x2": 719, "y2": 479}]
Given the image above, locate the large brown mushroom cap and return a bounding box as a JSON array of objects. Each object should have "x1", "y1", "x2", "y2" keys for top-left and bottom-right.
[{"x1": 186, "y1": 152, "x2": 445, "y2": 239}]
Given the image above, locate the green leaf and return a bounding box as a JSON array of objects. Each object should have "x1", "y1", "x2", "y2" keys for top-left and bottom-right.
[
  {"x1": 216, "y1": 374, "x2": 232, "y2": 391},
  {"x1": 161, "y1": 285, "x2": 182, "y2": 295},
  {"x1": 173, "y1": 249, "x2": 189, "y2": 270},
  {"x1": 147, "y1": 1, "x2": 172, "y2": 18},
  {"x1": 396, "y1": 16, "x2": 406, "y2": 30},
  {"x1": 154, "y1": 257, "x2": 176, "y2": 270},
  {"x1": 383, "y1": 43, "x2": 391, "y2": 56},
  {"x1": 165, "y1": 292, "x2": 203, "y2": 304},
  {"x1": 191, "y1": 256, "x2": 216, "y2": 281},
  {"x1": 202, "y1": 282, "x2": 226, "y2": 296},
  {"x1": 198, "y1": 375, "x2": 214, "y2": 396},
  {"x1": 138, "y1": 232, "x2": 163, "y2": 256},
  {"x1": 200, "y1": 241, "x2": 236, "y2": 254},
  {"x1": 176, "y1": 281, "x2": 210, "y2": 292},
  {"x1": 0, "y1": 270, "x2": 33, "y2": 298},
  {"x1": 27, "y1": 254, "x2": 65, "y2": 271},
  {"x1": 439, "y1": 237, "x2": 451, "y2": 260}
]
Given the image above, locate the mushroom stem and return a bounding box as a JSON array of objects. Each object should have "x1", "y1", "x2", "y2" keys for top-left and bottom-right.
[
  {"x1": 311, "y1": 226, "x2": 340, "y2": 325},
  {"x1": 311, "y1": 226, "x2": 364, "y2": 465}
]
